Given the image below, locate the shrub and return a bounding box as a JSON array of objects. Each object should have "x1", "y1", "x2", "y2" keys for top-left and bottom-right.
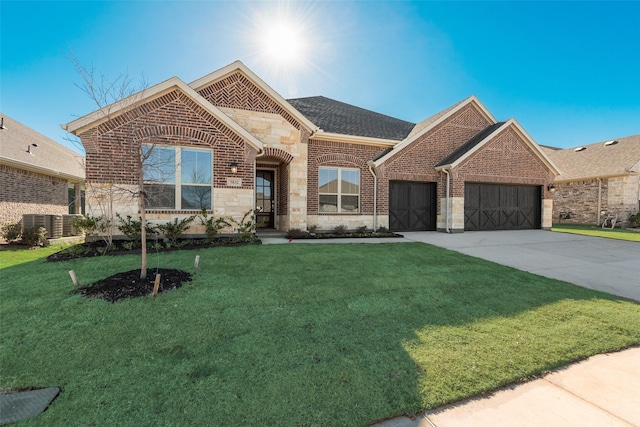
[
  {"x1": 356, "y1": 225, "x2": 369, "y2": 234},
  {"x1": 73, "y1": 215, "x2": 111, "y2": 237},
  {"x1": 628, "y1": 212, "x2": 640, "y2": 228},
  {"x1": 307, "y1": 224, "x2": 318, "y2": 234},
  {"x1": 286, "y1": 228, "x2": 308, "y2": 239},
  {"x1": 199, "y1": 208, "x2": 231, "y2": 240},
  {"x1": 376, "y1": 226, "x2": 389, "y2": 233},
  {"x1": 156, "y1": 216, "x2": 196, "y2": 246},
  {"x1": 230, "y1": 209, "x2": 257, "y2": 238},
  {"x1": 334, "y1": 225, "x2": 348, "y2": 235},
  {"x1": 116, "y1": 214, "x2": 157, "y2": 244},
  {"x1": 1, "y1": 222, "x2": 22, "y2": 242},
  {"x1": 21, "y1": 226, "x2": 47, "y2": 247}
]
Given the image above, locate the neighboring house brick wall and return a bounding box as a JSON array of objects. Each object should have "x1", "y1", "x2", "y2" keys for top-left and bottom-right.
[
  {"x1": 0, "y1": 165, "x2": 68, "y2": 224},
  {"x1": 553, "y1": 176, "x2": 639, "y2": 226}
]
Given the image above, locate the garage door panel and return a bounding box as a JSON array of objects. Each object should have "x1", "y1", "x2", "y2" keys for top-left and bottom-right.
[
  {"x1": 389, "y1": 182, "x2": 436, "y2": 231},
  {"x1": 500, "y1": 209, "x2": 519, "y2": 229},
  {"x1": 465, "y1": 184, "x2": 540, "y2": 231}
]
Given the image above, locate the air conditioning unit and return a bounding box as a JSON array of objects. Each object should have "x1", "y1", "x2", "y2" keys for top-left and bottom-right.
[
  {"x1": 62, "y1": 214, "x2": 84, "y2": 236},
  {"x1": 22, "y1": 214, "x2": 64, "y2": 239}
]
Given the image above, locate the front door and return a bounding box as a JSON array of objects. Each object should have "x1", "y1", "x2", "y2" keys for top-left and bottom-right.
[{"x1": 256, "y1": 170, "x2": 275, "y2": 228}]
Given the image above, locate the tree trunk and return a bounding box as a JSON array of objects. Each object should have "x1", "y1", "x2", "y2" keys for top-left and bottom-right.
[{"x1": 139, "y1": 171, "x2": 148, "y2": 280}]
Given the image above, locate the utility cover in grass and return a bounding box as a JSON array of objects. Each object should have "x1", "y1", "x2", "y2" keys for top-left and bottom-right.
[{"x1": 0, "y1": 387, "x2": 60, "y2": 425}]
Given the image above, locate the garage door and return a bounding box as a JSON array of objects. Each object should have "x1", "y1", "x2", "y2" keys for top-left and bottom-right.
[
  {"x1": 389, "y1": 181, "x2": 437, "y2": 231},
  {"x1": 464, "y1": 184, "x2": 541, "y2": 231}
]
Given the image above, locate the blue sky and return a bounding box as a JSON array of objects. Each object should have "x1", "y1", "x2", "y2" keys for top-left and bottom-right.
[{"x1": 2, "y1": 1, "x2": 639, "y2": 154}]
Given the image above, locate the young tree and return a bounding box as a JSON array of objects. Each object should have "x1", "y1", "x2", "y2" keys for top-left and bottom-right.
[{"x1": 68, "y1": 55, "x2": 155, "y2": 279}]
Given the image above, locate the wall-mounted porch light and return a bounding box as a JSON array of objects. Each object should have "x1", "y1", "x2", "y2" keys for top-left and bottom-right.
[
  {"x1": 230, "y1": 162, "x2": 238, "y2": 174},
  {"x1": 547, "y1": 183, "x2": 556, "y2": 192}
]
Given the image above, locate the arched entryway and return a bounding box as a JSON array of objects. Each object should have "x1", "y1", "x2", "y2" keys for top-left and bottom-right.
[{"x1": 256, "y1": 148, "x2": 294, "y2": 230}]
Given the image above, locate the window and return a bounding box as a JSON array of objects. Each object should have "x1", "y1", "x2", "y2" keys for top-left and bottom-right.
[
  {"x1": 143, "y1": 145, "x2": 212, "y2": 210},
  {"x1": 318, "y1": 167, "x2": 360, "y2": 213}
]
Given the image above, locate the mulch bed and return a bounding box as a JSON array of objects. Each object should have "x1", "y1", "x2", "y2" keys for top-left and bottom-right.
[
  {"x1": 73, "y1": 268, "x2": 192, "y2": 303},
  {"x1": 287, "y1": 231, "x2": 403, "y2": 239},
  {"x1": 47, "y1": 236, "x2": 261, "y2": 262}
]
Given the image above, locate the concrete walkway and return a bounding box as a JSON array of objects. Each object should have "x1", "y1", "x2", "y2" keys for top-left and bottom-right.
[
  {"x1": 373, "y1": 346, "x2": 640, "y2": 427},
  {"x1": 401, "y1": 230, "x2": 640, "y2": 302}
]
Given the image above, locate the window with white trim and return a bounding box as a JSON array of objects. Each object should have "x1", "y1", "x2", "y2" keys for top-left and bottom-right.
[
  {"x1": 318, "y1": 167, "x2": 360, "y2": 213},
  {"x1": 143, "y1": 145, "x2": 212, "y2": 210}
]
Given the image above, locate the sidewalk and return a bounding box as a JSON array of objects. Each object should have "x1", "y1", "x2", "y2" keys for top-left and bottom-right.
[{"x1": 373, "y1": 346, "x2": 640, "y2": 427}]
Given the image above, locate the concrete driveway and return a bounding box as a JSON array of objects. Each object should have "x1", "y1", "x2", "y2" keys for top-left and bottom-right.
[{"x1": 402, "y1": 230, "x2": 640, "y2": 302}]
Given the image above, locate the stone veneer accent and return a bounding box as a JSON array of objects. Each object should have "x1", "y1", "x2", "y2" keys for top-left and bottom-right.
[
  {"x1": 219, "y1": 108, "x2": 307, "y2": 230},
  {"x1": 437, "y1": 197, "x2": 465, "y2": 232},
  {"x1": 0, "y1": 165, "x2": 70, "y2": 224}
]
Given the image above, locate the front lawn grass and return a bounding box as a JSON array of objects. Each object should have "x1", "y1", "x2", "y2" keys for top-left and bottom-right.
[
  {"x1": 553, "y1": 224, "x2": 640, "y2": 242},
  {"x1": 1, "y1": 243, "x2": 639, "y2": 426}
]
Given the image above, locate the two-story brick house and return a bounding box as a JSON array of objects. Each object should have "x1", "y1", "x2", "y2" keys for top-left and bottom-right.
[{"x1": 64, "y1": 61, "x2": 559, "y2": 234}]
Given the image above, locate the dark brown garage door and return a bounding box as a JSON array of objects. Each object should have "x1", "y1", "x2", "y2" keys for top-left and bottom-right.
[
  {"x1": 464, "y1": 183, "x2": 541, "y2": 231},
  {"x1": 389, "y1": 181, "x2": 437, "y2": 231}
]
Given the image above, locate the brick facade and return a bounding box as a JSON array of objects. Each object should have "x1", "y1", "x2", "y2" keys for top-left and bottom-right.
[
  {"x1": 456, "y1": 127, "x2": 555, "y2": 194},
  {"x1": 0, "y1": 165, "x2": 69, "y2": 224},
  {"x1": 378, "y1": 104, "x2": 491, "y2": 214},
  {"x1": 307, "y1": 139, "x2": 387, "y2": 217},
  {"x1": 73, "y1": 64, "x2": 557, "y2": 234}
]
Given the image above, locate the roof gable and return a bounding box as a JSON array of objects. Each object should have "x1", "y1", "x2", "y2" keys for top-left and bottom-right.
[
  {"x1": 189, "y1": 61, "x2": 316, "y2": 133},
  {"x1": 1, "y1": 113, "x2": 84, "y2": 181},
  {"x1": 373, "y1": 96, "x2": 497, "y2": 167},
  {"x1": 546, "y1": 134, "x2": 640, "y2": 181},
  {"x1": 435, "y1": 118, "x2": 560, "y2": 175},
  {"x1": 287, "y1": 96, "x2": 415, "y2": 141},
  {"x1": 63, "y1": 77, "x2": 263, "y2": 152},
  {"x1": 435, "y1": 122, "x2": 506, "y2": 167}
]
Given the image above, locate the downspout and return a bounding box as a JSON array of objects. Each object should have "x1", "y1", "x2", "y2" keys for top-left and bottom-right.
[
  {"x1": 367, "y1": 161, "x2": 378, "y2": 231},
  {"x1": 443, "y1": 168, "x2": 451, "y2": 233},
  {"x1": 597, "y1": 177, "x2": 602, "y2": 225}
]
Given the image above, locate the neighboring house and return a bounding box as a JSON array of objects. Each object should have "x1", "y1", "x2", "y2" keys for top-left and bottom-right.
[
  {"x1": 63, "y1": 61, "x2": 558, "y2": 234},
  {"x1": 0, "y1": 113, "x2": 85, "y2": 226},
  {"x1": 544, "y1": 135, "x2": 640, "y2": 227}
]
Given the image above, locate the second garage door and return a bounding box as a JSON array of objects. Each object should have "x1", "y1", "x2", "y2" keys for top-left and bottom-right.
[
  {"x1": 464, "y1": 183, "x2": 541, "y2": 231},
  {"x1": 389, "y1": 181, "x2": 437, "y2": 231}
]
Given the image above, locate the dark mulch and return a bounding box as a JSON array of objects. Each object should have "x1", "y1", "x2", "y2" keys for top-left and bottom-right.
[
  {"x1": 47, "y1": 236, "x2": 261, "y2": 262},
  {"x1": 287, "y1": 231, "x2": 403, "y2": 240},
  {"x1": 73, "y1": 268, "x2": 192, "y2": 303}
]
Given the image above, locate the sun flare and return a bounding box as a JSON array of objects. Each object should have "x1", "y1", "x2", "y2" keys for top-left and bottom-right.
[
  {"x1": 261, "y1": 22, "x2": 305, "y2": 66},
  {"x1": 242, "y1": 1, "x2": 328, "y2": 97}
]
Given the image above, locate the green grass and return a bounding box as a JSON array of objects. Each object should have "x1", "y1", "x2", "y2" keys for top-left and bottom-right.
[
  {"x1": 552, "y1": 224, "x2": 640, "y2": 242},
  {"x1": 1, "y1": 243, "x2": 639, "y2": 426},
  {"x1": 0, "y1": 244, "x2": 71, "y2": 268}
]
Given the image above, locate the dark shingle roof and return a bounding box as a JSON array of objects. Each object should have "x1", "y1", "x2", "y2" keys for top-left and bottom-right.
[
  {"x1": 287, "y1": 96, "x2": 415, "y2": 141},
  {"x1": 436, "y1": 122, "x2": 506, "y2": 167}
]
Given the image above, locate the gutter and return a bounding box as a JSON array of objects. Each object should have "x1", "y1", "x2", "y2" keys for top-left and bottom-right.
[
  {"x1": 442, "y1": 168, "x2": 451, "y2": 233},
  {"x1": 597, "y1": 177, "x2": 602, "y2": 225},
  {"x1": 367, "y1": 160, "x2": 378, "y2": 231},
  {"x1": 0, "y1": 158, "x2": 84, "y2": 182}
]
